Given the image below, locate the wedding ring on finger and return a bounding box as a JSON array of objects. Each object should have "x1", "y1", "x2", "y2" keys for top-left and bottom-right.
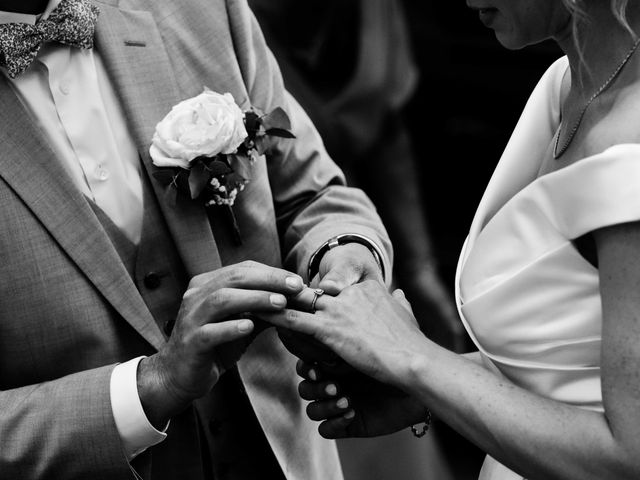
[{"x1": 310, "y1": 288, "x2": 324, "y2": 314}]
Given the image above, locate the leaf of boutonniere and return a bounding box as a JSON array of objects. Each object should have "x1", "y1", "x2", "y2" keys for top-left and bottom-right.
[
  {"x1": 228, "y1": 154, "x2": 252, "y2": 179},
  {"x1": 208, "y1": 158, "x2": 233, "y2": 177},
  {"x1": 262, "y1": 107, "x2": 292, "y2": 131},
  {"x1": 189, "y1": 161, "x2": 211, "y2": 200},
  {"x1": 244, "y1": 109, "x2": 262, "y2": 135},
  {"x1": 265, "y1": 127, "x2": 296, "y2": 139}
]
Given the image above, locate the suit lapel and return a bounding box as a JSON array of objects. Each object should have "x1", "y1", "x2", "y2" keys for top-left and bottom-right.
[
  {"x1": 93, "y1": 0, "x2": 223, "y2": 276},
  {"x1": 0, "y1": 78, "x2": 165, "y2": 350}
]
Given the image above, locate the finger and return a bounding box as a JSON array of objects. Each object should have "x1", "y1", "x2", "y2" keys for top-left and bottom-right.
[
  {"x1": 193, "y1": 319, "x2": 254, "y2": 353},
  {"x1": 287, "y1": 286, "x2": 331, "y2": 313},
  {"x1": 318, "y1": 244, "x2": 381, "y2": 295},
  {"x1": 318, "y1": 263, "x2": 363, "y2": 296},
  {"x1": 261, "y1": 308, "x2": 321, "y2": 336},
  {"x1": 392, "y1": 289, "x2": 414, "y2": 314},
  {"x1": 190, "y1": 262, "x2": 305, "y2": 296},
  {"x1": 206, "y1": 288, "x2": 290, "y2": 323},
  {"x1": 318, "y1": 412, "x2": 355, "y2": 439},
  {"x1": 307, "y1": 396, "x2": 351, "y2": 421},
  {"x1": 296, "y1": 359, "x2": 321, "y2": 381},
  {"x1": 298, "y1": 379, "x2": 339, "y2": 401},
  {"x1": 278, "y1": 328, "x2": 338, "y2": 363}
]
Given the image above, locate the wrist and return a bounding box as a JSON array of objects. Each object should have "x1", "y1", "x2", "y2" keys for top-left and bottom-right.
[
  {"x1": 137, "y1": 355, "x2": 188, "y2": 429},
  {"x1": 308, "y1": 233, "x2": 386, "y2": 282},
  {"x1": 402, "y1": 342, "x2": 440, "y2": 398}
]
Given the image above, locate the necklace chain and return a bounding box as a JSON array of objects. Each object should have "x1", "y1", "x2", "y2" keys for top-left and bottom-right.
[{"x1": 553, "y1": 38, "x2": 640, "y2": 160}]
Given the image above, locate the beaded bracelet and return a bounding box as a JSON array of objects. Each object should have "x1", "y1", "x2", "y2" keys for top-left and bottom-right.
[{"x1": 410, "y1": 408, "x2": 432, "y2": 438}]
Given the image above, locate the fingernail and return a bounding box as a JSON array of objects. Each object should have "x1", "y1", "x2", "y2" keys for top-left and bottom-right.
[
  {"x1": 286, "y1": 276, "x2": 303, "y2": 289},
  {"x1": 270, "y1": 294, "x2": 287, "y2": 307},
  {"x1": 336, "y1": 397, "x2": 349, "y2": 409},
  {"x1": 308, "y1": 369, "x2": 317, "y2": 381},
  {"x1": 343, "y1": 409, "x2": 355, "y2": 420},
  {"x1": 325, "y1": 384, "x2": 337, "y2": 396},
  {"x1": 238, "y1": 320, "x2": 253, "y2": 333}
]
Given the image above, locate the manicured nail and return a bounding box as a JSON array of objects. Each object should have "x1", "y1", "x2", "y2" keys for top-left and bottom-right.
[
  {"x1": 325, "y1": 384, "x2": 337, "y2": 396},
  {"x1": 270, "y1": 294, "x2": 287, "y2": 307},
  {"x1": 336, "y1": 397, "x2": 349, "y2": 409},
  {"x1": 238, "y1": 320, "x2": 253, "y2": 333},
  {"x1": 343, "y1": 409, "x2": 355, "y2": 420},
  {"x1": 286, "y1": 276, "x2": 303, "y2": 289},
  {"x1": 308, "y1": 369, "x2": 317, "y2": 381}
]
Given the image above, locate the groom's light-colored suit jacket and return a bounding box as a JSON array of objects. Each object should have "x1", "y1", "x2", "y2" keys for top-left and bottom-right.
[{"x1": 0, "y1": 0, "x2": 391, "y2": 478}]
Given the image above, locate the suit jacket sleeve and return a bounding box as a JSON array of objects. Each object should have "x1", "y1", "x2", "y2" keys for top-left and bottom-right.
[
  {"x1": 225, "y1": 0, "x2": 393, "y2": 281},
  {"x1": 0, "y1": 364, "x2": 133, "y2": 478}
]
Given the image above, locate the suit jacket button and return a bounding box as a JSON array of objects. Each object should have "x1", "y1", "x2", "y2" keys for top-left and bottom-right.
[{"x1": 143, "y1": 272, "x2": 162, "y2": 289}]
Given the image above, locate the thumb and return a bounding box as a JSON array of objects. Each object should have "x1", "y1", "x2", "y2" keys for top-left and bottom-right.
[
  {"x1": 319, "y1": 264, "x2": 363, "y2": 295},
  {"x1": 392, "y1": 289, "x2": 414, "y2": 314}
]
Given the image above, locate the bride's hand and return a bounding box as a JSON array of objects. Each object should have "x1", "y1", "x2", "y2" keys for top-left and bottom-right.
[
  {"x1": 262, "y1": 281, "x2": 429, "y2": 389},
  {"x1": 294, "y1": 360, "x2": 429, "y2": 439}
]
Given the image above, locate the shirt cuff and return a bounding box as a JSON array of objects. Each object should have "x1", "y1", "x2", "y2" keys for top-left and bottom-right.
[{"x1": 110, "y1": 356, "x2": 168, "y2": 460}]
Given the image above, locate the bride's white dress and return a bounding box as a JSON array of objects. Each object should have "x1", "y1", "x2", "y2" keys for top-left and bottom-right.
[{"x1": 455, "y1": 56, "x2": 640, "y2": 479}]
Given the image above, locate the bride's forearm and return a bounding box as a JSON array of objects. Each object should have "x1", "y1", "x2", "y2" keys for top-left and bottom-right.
[{"x1": 401, "y1": 344, "x2": 639, "y2": 480}]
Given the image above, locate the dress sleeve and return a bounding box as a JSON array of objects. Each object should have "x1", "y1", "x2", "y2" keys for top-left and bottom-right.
[{"x1": 534, "y1": 144, "x2": 640, "y2": 238}]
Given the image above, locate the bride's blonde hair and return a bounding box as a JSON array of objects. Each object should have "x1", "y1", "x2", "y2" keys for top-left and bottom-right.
[
  {"x1": 561, "y1": 0, "x2": 636, "y2": 74},
  {"x1": 562, "y1": 0, "x2": 635, "y2": 39}
]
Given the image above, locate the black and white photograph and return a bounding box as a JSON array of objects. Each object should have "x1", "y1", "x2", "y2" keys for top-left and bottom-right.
[{"x1": 0, "y1": 1, "x2": 638, "y2": 479}]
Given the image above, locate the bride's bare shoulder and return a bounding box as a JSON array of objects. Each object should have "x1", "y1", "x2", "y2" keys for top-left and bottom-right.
[{"x1": 565, "y1": 80, "x2": 640, "y2": 165}]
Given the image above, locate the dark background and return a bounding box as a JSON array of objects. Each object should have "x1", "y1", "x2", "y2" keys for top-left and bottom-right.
[
  {"x1": 401, "y1": 1, "x2": 562, "y2": 287},
  {"x1": 401, "y1": 3, "x2": 562, "y2": 477}
]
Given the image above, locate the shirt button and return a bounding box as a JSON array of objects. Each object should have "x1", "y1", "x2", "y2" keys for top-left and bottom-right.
[
  {"x1": 95, "y1": 166, "x2": 110, "y2": 181},
  {"x1": 59, "y1": 82, "x2": 70, "y2": 95}
]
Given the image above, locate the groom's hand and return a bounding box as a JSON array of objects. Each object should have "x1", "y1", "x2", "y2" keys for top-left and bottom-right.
[
  {"x1": 317, "y1": 242, "x2": 384, "y2": 295},
  {"x1": 137, "y1": 261, "x2": 304, "y2": 428}
]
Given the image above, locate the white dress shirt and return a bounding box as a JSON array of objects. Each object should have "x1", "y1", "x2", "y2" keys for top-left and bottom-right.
[{"x1": 0, "y1": 1, "x2": 166, "y2": 460}]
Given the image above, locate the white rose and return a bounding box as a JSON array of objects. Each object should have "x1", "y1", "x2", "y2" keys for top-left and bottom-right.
[{"x1": 149, "y1": 89, "x2": 248, "y2": 169}]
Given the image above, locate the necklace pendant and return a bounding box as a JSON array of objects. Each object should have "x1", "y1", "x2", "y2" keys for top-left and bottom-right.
[{"x1": 553, "y1": 37, "x2": 640, "y2": 160}]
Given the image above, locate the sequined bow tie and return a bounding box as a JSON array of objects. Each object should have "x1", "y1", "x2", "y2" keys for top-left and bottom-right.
[{"x1": 0, "y1": 0, "x2": 99, "y2": 78}]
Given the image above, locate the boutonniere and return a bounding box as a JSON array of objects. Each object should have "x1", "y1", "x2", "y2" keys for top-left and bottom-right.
[{"x1": 149, "y1": 88, "x2": 295, "y2": 244}]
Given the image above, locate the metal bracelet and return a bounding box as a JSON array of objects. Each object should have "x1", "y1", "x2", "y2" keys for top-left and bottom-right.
[{"x1": 307, "y1": 233, "x2": 386, "y2": 282}]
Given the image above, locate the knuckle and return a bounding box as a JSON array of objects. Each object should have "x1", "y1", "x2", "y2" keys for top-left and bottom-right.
[
  {"x1": 183, "y1": 288, "x2": 198, "y2": 302},
  {"x1": 189, "y1": 273, "x2": 207, "y2": 287},
  {"x1": 194, "y1": 329, "x2": 210, "y2": 350},
  {"x1": 209, "y1": 289, "x2": 231, "y2": 309},
  {"x1": 285, "y1": 309, "x2": 300, "y2": 328},
  {"x1": 224, "y1": 269, "x2": 245, "y2": 286}
]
